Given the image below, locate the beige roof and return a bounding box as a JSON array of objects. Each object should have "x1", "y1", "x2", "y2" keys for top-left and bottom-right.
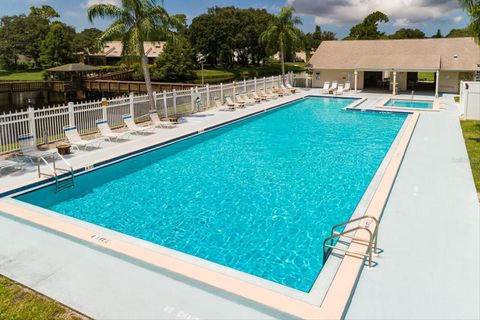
[
  {"x1": 99, "y1": 41, "x2": 166, "y2": 58},
  {"x1": 46, "y1": 63, "x2": 100, "y2": 72},
  {"x1": 309, "y1": 38, "x2": 480, "y2": 71}
]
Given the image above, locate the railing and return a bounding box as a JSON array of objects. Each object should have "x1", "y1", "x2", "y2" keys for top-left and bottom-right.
[
  {"x1": 0, "y1": 74, "x2": 291, "y2": 154},
  {"x1": 0, "y1": 81, "x2": 72, "y2": 93},
  {"x1": 37, "y1": 153, "x2": 74, "y2": 192},
  {"x1": 84, "y1": 79, "x2": 198, "y2": 94}
]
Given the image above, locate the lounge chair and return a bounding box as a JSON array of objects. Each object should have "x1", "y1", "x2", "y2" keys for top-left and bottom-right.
[
  {"x1": 239, "y1": 93, "x2": 256, "y2": 105},
  {"x1": 260, "y1": 89, "x2": 276, "y2": 99},
  {"x1": 214, "y1": 98, "x2": 235, "y2": 111},
  {"x1": 249, "y1": 91, "x2": 264, "y2": 102},
  {"x1": 149, "y1": 111, "x2": 177, "y2": 128},
  {"x1": 285, "y1": 83, "x2": 297, "y2": 94},
  {"x1": 122, "y1": 114, "x2": 156, "y2": 134},
  {"x1": 18, "y1": 134, "x2": 58, "y2": 162},
  {"x1": 225, "y1": 96, "x2": 245, "y2": 108},
  {"x1": 344, "y1": 82, "x2": 351, "y2": 92},
  {"x1": 279, "y1": 85, "x2": 292, "y2": 95},
  {"x1": 321, "y1": 82, "x2": 331, "y2": 94},
  {"x1": 63, "y1": 126, "x2": 105, "y2": 151},
  {"x1": 96, "y1": 120, "x2": 132, "y2": 142},
  {"x1": 267, "y1": 88, "x2": 282, "y2": 98},
  {"x1": 329, "y1": 81, "x2": 338, "y2": 94},
  {"x1": 0, "y1": 159, "x2": 24, "y2": 175},
  {"x1": 236, "y1": 94, "x2": 254, "y2": 106},
  {"x1": 335, "y1": 84, "x2": 344, "y2": 95}
]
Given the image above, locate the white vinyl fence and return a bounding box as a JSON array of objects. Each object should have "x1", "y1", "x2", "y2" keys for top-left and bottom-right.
[
  {"x1": 460, "y1": 81, "x2": 480, "y2": 120},
  {"x1": 0, "y1": 74, "x2": 290, "y2": 154}
]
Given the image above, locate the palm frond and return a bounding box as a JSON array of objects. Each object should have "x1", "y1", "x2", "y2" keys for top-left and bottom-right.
[{"x1": 87, "y1": 4, "x2": 122, "y2": 23}]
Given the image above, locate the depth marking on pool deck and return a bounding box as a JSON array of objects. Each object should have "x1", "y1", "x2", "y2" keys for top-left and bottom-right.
[{"x1": 0, "y1": 95, "x2": 419, "y2": 319}]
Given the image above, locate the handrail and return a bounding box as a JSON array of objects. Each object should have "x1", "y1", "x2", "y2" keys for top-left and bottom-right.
[
  {"x1": 331, "y1": 215, "x2": 378, "y2": 235},
  {"x1": 36, "y1": 153, "x2": 74, "y2": 192},
  {"x1": 37, "y1": 156, "x2": 56, "y2": 179}
]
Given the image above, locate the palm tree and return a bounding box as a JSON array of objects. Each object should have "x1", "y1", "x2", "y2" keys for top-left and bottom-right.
[
  {"x1": 88, "y1": 0, "x2": 177, "y2": 110},
  {"x1": 458, "y1": 0, "x2": 480, "y2": 41},
  {"x1": 260, "y1": 6, "x2": 303, "y2": 84}
]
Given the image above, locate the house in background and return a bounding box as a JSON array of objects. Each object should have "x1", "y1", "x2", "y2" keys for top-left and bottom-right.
[
  {"x1": 81, "y1": 41, "x2": 166, "y2": 66},
  {"x1": 308, "y1": 37, "x2": 480, "y2": 96}
]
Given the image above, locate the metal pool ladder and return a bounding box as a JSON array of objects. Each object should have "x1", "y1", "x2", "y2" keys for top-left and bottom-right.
[
  {"x1": 37, "y1": 154, "x2": 74, "y2": 193},
  {"x1": 323, "y1": 216, "x2": 379, "y2": 268}
]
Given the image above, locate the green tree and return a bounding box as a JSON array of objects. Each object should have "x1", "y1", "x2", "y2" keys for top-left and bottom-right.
[
  {"x1": 304, "y1": 25, "x2": 336, "y2": 58},
  {"x1": 346, "y1": 11, "x2": 389, "y2": 40},
  {"x1": 458, "y1": 0, "x2": 480, "y2": 41},
  {"x1": 88, "y1": 0, "x2": 179, "y2": 111},
  {"x1": 39, "y1": 22, "x2": 75, "y2": 68},
  {"x1": 432, "y1": 29, "x2": 443, "y2": 38},
  {"x1": 390, "y1": 28, "x2": 425, "y2": 39},
  {"x1": 152, "y1": 36, "x2": 195, "y2": 81},
  {"x1": 446, "y1": 28, "x2": 472, "y2": 37},
  {"x1": 260, "y1": 6, "x2": 303, "y2": 84},
  {"x1": 74, "y1": 28, "x2": 103, "y2": 53}
]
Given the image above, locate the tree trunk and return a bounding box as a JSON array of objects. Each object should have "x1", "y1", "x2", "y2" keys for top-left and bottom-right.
[
  {"x1": 280, "y1": 37, "x2": 286, "y2": 85},
  {"x1": 138, "y1": 42, "x2": 155, "y2": 111}
]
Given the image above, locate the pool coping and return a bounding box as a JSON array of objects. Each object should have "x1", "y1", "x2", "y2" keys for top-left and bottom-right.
[{"x1": 0, "y1": 95, "x2": 420, "y2": 319}]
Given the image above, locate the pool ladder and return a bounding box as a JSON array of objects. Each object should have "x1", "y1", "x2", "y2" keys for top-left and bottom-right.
[
  {"x1": 37, "y1": 154, "x2": 74, "y2": 193},
  {"x1": 323, "y1": 216, "x2": 379, "y2": 268}
]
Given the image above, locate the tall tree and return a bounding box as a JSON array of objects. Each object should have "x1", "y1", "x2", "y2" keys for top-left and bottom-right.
[
  {"x1": 74, "y1": 28, "x2": 103, "y2": 53},
  {"x1": 152, "y1": 36, "x2": 195, "y2": 81},
  {"x1": 304, "y1": 25, "x2": 336, "y2": 58},
  {"x1": 346, "y1": 11, "x2": 389, "y2": 40},
  {"x1": 39, "y1": 22, "x2": 76, "y2": 68},
  {"x1": 88, "y1": 0, "x2": 179, "y2": 111},
  {"x1": 458, "y1": 0, "x2": 480, "y2": 41},
  {"x1": 390, "y1": 28, "x2": 425, "y2": 39},
  {"x1": 432, "y1": 29, "x2": 443, "y2": 38},
  {"x1": 260, "y1": 6, "x2": 303, "y2": 84},
  {"x1": 446, "y1": 28, "x2": 472, "y2": 37}
]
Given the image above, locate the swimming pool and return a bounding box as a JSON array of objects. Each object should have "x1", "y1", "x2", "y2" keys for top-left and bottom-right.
[
  {"x1": 16, "y1": 97, "x2": 407, "y2": 292},
  {"x1": 385, "y1": 99, "x2": 433, "y2": 109}
]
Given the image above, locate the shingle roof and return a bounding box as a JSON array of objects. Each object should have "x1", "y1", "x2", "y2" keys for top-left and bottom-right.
[
  {"x1": 308, "y1": 37, "x2": 480, "y2": 71},
  {"x1": 98, "y1": 41, "x2": 166, "y2": 58},
  {"x1": 46, "y1": 63, "x2": 100, "y2": 72}
]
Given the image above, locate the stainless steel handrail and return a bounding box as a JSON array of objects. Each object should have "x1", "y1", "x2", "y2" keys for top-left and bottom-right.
[{"x1": 37, "y1": 153, "x2": 74, "y2": 192}]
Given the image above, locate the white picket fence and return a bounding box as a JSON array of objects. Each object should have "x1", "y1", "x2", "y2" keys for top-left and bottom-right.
[{"x1": 0, "y1": 74, "x2": 291, "y2": 154}]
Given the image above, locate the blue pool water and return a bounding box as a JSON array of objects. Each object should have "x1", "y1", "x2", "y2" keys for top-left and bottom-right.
[
  {"x1": 385, "y1": 99, "x2": 433, "y2": 109},
  {"x1": 17, "y1": 97, "x2": 407, "y2": 292}
]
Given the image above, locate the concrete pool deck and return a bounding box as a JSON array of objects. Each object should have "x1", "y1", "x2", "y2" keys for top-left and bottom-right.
[{"x1": 0, "y1": 90, "x2": 478, "y2": 319}]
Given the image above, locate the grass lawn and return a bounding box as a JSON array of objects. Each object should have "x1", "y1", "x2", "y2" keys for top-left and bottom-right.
[
  {"x1": 0, "y1": 70, "x2": 45, "y2": 81},
  {"x1": 0, "y1": 275, "x2": 87, "y2": 319},
  {"x1": 417, "y1": 72, "x2": 435, "y2": 82},
  {"x1": 461, "y1": 120, "x2": 480, "y2": 192},
  {"x1": 193, "y1": 62, "x2": 306, "y2": 84}
]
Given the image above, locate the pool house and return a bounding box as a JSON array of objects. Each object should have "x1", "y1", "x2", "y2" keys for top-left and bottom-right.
[{"x1": 308, "y1": 37, "x2": 480, "y2": 97}]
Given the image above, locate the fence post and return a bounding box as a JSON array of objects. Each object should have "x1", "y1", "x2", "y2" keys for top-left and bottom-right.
[
  {"x1": 206, "y1": 84, "x2": 210, "y2": 109},
  {"x1": 129, "y1": 93, "x2": 134, "y2": 117},
  {"x1": 163, "y1": 91, "x2": 168, "y2": 117},
  {"x1": 27, "y1": 106, "x2": 37, "y2": 143},
  {"x1": 101, "y1": 98, "x2": 107, "y2": 121},
  {"x1": 153, "y1": 91, "x2": 157, "y2": 110},
  {"x1": 173, "y1": 90, "x2": 177, "y2": 115},
  {"x1": 190, "y1": 87, "x2": 195, "y2": 112},
  {"x1": 67, "y1": 102, "x2": 75, "y2": 127},
  {"x1": 232, "y1": 81, "x2": 236, "y2": 101},
  {"x1": 243, "y1": 79, "x2": 247, "y2": 93},
  {"x1": 220, "y1": 83, "x2": 224, "y2": 102},
  {"x1": 254, "y1": 77, "x2": 257, "y2": 92},
  {"x1": 263, "y1": 77, "x2": 266, "y2": 91}
]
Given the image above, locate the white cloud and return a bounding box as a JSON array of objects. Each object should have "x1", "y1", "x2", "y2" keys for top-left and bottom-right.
[
  {"x1": 81, "y1": 0, "x2": 120, "y2": 9},
  {"x1": 288, "y1": 0, "x2": 461, "y2": 26},
  {"x1": 452, "y1": 16, "x2": 464, "y2": 23}
]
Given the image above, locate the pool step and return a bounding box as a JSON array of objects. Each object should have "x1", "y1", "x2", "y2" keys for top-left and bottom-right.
[
  {"x1": 37, "y1": 154, "x2": 74, "y2": 193},
  {"x1": 323, "y1": 216, "x2": 379, "y2": 269},
  {"x1": 56, "y1": 175, "x2": 74, "y2": 192}
]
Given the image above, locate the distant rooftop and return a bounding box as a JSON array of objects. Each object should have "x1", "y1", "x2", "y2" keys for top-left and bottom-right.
[
  {"x1": 46, "y1": 63, "x2": 100, "y2": 73},
  {"x1": 308, "y1": 37, "x2": 480, "y2": 71},
  {"x1": 89, "y1": 41, "x2": 166, "y2": 58}
]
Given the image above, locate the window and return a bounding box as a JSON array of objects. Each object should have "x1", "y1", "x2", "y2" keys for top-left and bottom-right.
[{"x1": 315, "y1": 72, "x2": 321, "y2": 80}]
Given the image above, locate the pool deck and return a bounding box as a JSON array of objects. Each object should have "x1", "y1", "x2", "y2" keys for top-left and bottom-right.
[{"x1": 0, "y1": 90, "x2": 478, "y2": 319}]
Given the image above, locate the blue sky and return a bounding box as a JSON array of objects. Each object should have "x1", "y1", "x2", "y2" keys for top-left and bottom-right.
[{"x1": 3, "y1": 0, "x2": 470, "y2": 38}]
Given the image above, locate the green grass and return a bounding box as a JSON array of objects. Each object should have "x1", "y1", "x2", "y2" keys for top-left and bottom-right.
[
  {"x1": 0, "y1": 70, "x2": 45, "y2": 81},
  {"x1": 193, "y1": 62, "x2": 306, "y2": 84},
  {"x1": 418, "y1": 72, "x2": 435, "y2": 82},
  {"x1": 0, "y1": 275, "x2": 86, "y2": 320},
  {"x1": 461, "y1": 120, "x2": 480, "y2": 192}
]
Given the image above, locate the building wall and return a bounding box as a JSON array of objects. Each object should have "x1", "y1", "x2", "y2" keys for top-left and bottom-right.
[
  {"x1": 439, "y1": 71, "x2": 460, "y2": 93},
  {"x1": 312, "y1": 69, "x2": 362, "y2": 89}
]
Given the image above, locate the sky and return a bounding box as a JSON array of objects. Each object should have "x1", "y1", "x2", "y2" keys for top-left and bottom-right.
[{"x1": 0, "y1": 0, "x2": 470, "y2": 38}]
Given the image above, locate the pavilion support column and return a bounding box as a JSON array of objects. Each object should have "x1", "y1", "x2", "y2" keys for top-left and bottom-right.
[
  {"x1": 393, "y1": 71, "x2": 397, "y2": 95},
  {"x1": 354, "y1": 70, "x2": 358, "y2": 93},
  {"x1": 435, "y1": 70, "x2": 440, "y2": 98}
]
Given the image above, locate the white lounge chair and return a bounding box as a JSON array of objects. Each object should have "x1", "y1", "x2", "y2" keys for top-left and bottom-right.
[
  {"x1": 249, "y1": 91, "x2": 264, "y2": 102},
  {"x1": 328, "y1": 81, "x2": 338, "y2": 94},
  {"x1": 96, "y1": 120, "x2": 131, "y2": 142},
  {"x1": 149, "y1": 111, "x2": 177, "y2": 128},
  {"x1": 63, "y1": 126, "x2": 105, "y2": 151},
  {"x1": 0, "y1": 159, "x2": 24, "y2": 175},
  {"x1": 321, "y1": 82, "x2": 331, "y2": 94},
  {"x1": 214, "y1": 98, "x2": 235, "y2": 111},
  {"x1": 225, "y1": 96, "x2": 245, "y2": 108},
  {"x1": 279, "y1": 85, "x2": 292, "y2": 95},
  {"x1": 285, "y1": 83, "x2": 297, "y2": 93},
  {"x1": 236, "y1": 94, "x2": 254, "y2": 106},
  {"x1": 335, "y1": 84, "x2": 344, "y2": 95},
  {"x1": 267, "y1": 88, "x2": 282, "y2": 98},
  {"x1": 344, "y1": 82, "x2": 351, "y2": 92},
  {"x1": 122, "y1": 114, "x2": 156, "y2": 134},
  {"x1": 260, "y1": 89, "x2": 276, "y2": 99},
  {"x1": 241, "y1": 93, "x2": 257, "y2": 104},
  {"x1": 18, "y1": 134, "x2": 58, "y2": 162}
]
